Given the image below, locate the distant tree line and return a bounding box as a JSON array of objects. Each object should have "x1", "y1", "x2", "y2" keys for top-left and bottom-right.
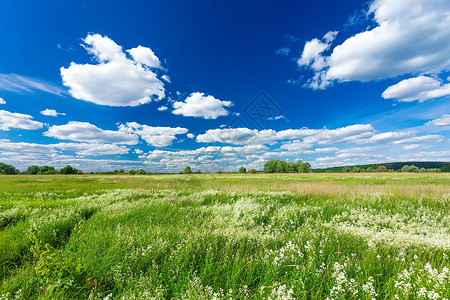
[
  {"x1": 0, "y1": 163, "x2": 83, "y2": 175},
  {"x1": 336, "y1": 165, "x2": 442, "y2": 173},
  {"x1": 263, "y1": 159, "x2": 311, "y2": 173}
]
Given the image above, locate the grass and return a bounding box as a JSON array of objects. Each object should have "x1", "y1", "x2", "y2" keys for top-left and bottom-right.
[{"x1": 0, "y1": 173, "x2": 449, "y2": 299}]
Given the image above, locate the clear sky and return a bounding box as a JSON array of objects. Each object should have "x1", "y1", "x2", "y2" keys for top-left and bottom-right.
[{"x1": 0, "y1": 0, "x2": 449, "y2": 172}]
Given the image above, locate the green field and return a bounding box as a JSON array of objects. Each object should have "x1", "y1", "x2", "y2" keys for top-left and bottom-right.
[{"x1": 0, "y1": 173, "x2": 449, "y2": 299}]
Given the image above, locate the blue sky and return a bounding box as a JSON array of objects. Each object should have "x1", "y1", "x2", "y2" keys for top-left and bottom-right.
[{"x1": 0, "y1": 0, "x2": 449, "y2": 172}]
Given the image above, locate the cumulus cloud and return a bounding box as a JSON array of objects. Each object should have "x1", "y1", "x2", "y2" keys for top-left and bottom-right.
[
  {"x1": 197, "y1": 128, "x2": 258, "y2": 144},
  {"x1": 426, "y1": 114, "x2": 450, "y2": 126},
  {"x1": 382, "y1": 76, "x2": 450, "y2": 102},
  {"x1": 187, "y1": 133, "x2": 195, "y2": 139},
  {"x1": 126, "y1": 45, "x2": 161, "y2": 69},
  {"x1": 0, "y1": 97, "x2": 5, "y2": 104},
  {"x1": 53, "y1": 143, "x2": 129, "y2": 156},
  {"x1": 298, "y1": 31, "x2": 338, "y2": 71},
  {"x1": 197, "y1": 124, "x2": 375, "y2": 146},
  {"x1": 300, "y1": 0, "x2": 450, "y2": 89},
  {"x1": 0, "y1": 110, "x2": 43, "y2": 131},
  {"x1": 157, "y1": 106, "x2": 168, "y2": 111},
  {"x1": 40, "y1": 109, "x2": 66, "y2": 117},
  {"x1": 142, "y1": 144, "x2": 268, "y2": 172},
  {"x1": 118, "y1": 122, "x2": 188, "y2": 147},
  {"x1": 172, "y1": 92, "x2": 233, "y2": 119},
  {"x1": 44, "y1": 121, "x2": 138, "y2": 144},
  {"x1": 61, "y1": 34, "x2": 165, "y2": 107},
  {"x1": 357, "y1": 130, "x2": 416, "y2": 144}
]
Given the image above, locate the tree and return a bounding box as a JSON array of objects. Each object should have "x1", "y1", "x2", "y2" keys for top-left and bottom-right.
[
  {"x1": 376, "y1": 166, "x2": 387, "y2": 172},
  {"x1": 238, "y1": 166, "x2": 246, "y2": 173},
  {"x1": 263, "y1": 159, "x2": 276, "y2": 173},
  {"x1": 138, "y1": 169, "x2": 146, "y2": 174},
  {"x1": 351, "y1": 167, "x2": 361, "y2": 173},
  {"x1": 342, "y1": 166, "x2": 351, "y2": 172},
  {"x1": 118, "y1": 169, "x2": 125, "y2": 174},
  {"x1": 128, "y1": 169, "x2": 136, "y2": 175},
  {"x1": 59, "y1": 165, "x2": 78, "y2": 174},
  {"x1": 26, "y1": 165, "x2": 40, "y2": 175},
  {"x1": 275, "y1": 160, "x2": 285, "y2": 173},
  {"x1": 298, "y1": 162, "x2": 311, "y2": 173},
  {"x1": 38, "y1": 166, "x2": 56, "y2": 175},
  {"x1": 248, "y1": 168, "x2": 257, "y2": 173},
  {"x1": 183, "y1": 166, "x2": 192, "y2": 174},
  {"x1": 195, "y1": 169, "x2": 202, "y2": 174},
  {"x1": 0, "y1": 162, "x2": 19, "y2": 175},
  {"x1": 365, "y1": 167, "x2": 375, "y2": 173},
  {"x1": 400, "y1": 165, "x2": 419, "y2": 172}
]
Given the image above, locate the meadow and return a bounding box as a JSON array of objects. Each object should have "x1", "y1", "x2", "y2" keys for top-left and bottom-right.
[{"x1": 0, "y1": 173, "x2": 449, "y2": 299}]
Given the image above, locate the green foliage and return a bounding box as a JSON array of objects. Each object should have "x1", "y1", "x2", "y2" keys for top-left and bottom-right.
[
  {"x1": 342, "y1": 166, "x2": 351, "y2": 172},
  {"x1": 38, "y1": 166, "x2": 57, "y2": 175},
  {"x1": 118, "y1": 169, "x2": 125, "y2": 174},
  {"x1": 400, "y1": 165, "x2": 420, "y2": 172},
  {"x1": 195, "y1": 169, "x2": 202, "y2": 174},
  {"x1": 298, "y1": 161, "x2": 311, "y2": 173},
  {"x1": 238, "y1": 166, "x2": 246, "y2": 173},
  {"x1": 0, "y1": 162, "x2": 19, "y2": 175},
  {"x1": 138, "y1": 169, "x2": 146, "y2": 174},
  {"x1": 248, "y1": 168, "x2": 257, "y2": 173},
  {"x1": 263, "y1": 159, "x2": 311, "y2": 173},
  {"x1": 351, "y1": 166, "x2": 361, "y2": 173},
  {"x1": 60, "y1": 165, "x2": 81, "y2": 175},
  {"x1": 376, "y1": 165, "x2": 387, "y2": 172},
  {"x1": 128, "y1": 169, "x2": 136, "y2": 175},
  {"x1": 183, "y1": 165, "x2": 192, "y2": 174},
  {"x1": 25, "y1": 165, "x2": 40, "y2": 175},
  {"x1": 365, "y1": 166, "x2": 375, "y2": 172}
]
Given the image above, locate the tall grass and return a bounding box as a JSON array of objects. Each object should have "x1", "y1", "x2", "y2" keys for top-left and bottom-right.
[{"x1": 0, "y1": 174, "x2": 449, "y2": 299}]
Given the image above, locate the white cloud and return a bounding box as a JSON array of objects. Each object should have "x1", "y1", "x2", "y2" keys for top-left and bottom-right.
[
  {"x1": 0, "y1": 97, "x2": 5, "y2": 104},
  {"x1": 61, "y1": 34, "x2": 165, "y2": 107},
  {"x1": 398, "y1": 150, "x2": 450, "y2": 161},
  {"x1": 426, "y1": 114, "x2": 450, "y2": 126},
  {"x1": 298, "y1": 31, "x2": 338, "y2": 71},
  {"x1": 161, "y1": 75, "x2": 171, "y2": 83},
  {"x1": 172, "y1": 92, "x2": 233, "y2": 119},
  {"x1": 157, "y1": 106, "x2": 168, "y2": 111},
  {"x1": 0, "y1": 73, "x2": 65, "y2": 95},
  {"x1": 126, "y1": 45, "x2": 162, "y2": 69},
  {"x1": 40, "y1": 109, "x2": 66, "y2": 117},
  {"x1": 197, "y1": 124, "x2": 375, "y2": 146},
  {"x1": 54, "y1": 143, "x2": 129, "y2": 156},
  {"x1": 0, "y1": 110, "x2": 43, "y2": 131},
  {"x1": 197, "y1": 128, "x2": 258, "y2": 144},
  {"x1": 402, "y1": 144, "x2": 426, "y2": 150},
  {"x1": 0, "y1": 139, "x2": 135, "y2": 171},
  {"x1": 44, "y1": 121, "x2": 138, "y2": 144},
  {"x1": 276, "y1": 47, "x2": 291, "y2": 56},
  {"x1": 382, "y1": 76, "x2": 450, "y2": 102},
  {"x1": 392, "y1": 135, "x2": 444, "y2": 144},
  {"x1": 134, "y1": 149, "x2": 143, "y2": 154},
  {"x1": 187, "y1": 133, "x2": 195, "y2": 139},
  {"x1": 301, "y1": 0, "x2": 450, "y2": 88},
  {"x1": 118, "y1": 122, "x2": 188, "y2": 147},
  {"x1": 142, "y1": 144, "x2": 268, "y2": 172}
]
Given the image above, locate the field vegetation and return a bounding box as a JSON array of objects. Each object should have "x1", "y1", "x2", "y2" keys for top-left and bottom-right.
[{"x1": 0, "y1": 173, "x2": 449, "y2": 299}]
